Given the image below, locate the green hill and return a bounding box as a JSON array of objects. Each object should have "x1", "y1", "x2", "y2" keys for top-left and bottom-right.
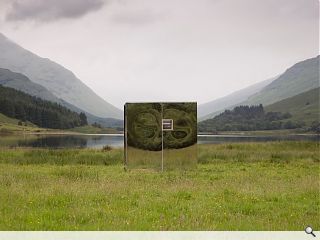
[
  {"x1": 198, "y1": 56, "x2": 319, "y2": 121},
  {"x1": 0, "y1": 85, "x2": 87, "y2": 129},
  {"x1": 265, "y1": 88, "x2": 319, "y2": 125},
  {"x1": 0, "y1": 112, "x2": 23, "y2": 125},
  {"x1": 0, "y1": 112, "x2": 44, "y2": 134},
  {"x1": 198, "y1": 105, "x2": 296, "y2": 132},
  {"x1": 0, "y1": 68, "x2": 123, "y2": 129},
  {"x1": 0, "y1": 68, "x2": 62, "y2": 103},
  {"x1": 198, "y1": 76, "x2": 276, "y2": 120},
  {"x1": 198, "y1": 88, "x2": 319, "y2": 133},
  {"x1": 245, "y1": 56, "x2": 319, "y2": 106},
  {"x1": 0, "y1": 112, "x2": 120, "y2": 135},
  {"x1": 69, "y1": 125, "x2": 119, "y2": 134},
  {"x1": 0, "y1": 32, "x2": 122, "y2": 119}
]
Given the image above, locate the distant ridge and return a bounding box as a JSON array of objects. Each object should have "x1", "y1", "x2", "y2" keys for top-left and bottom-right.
[
  {"x1": 198, "y1": 87, "x2": 320, "y2": 132},
  {"x1": 0, "y1": 68, "x2": 123, "y2": 128},
  {"x1": 0, "y1": 67, "x2": 61, "y2": 103},
  {"x1": 244, "y1": 56, "x2": 319, "y2": 106},
  {"x1": 200, "y1": 55, "x2": 319, "y2": 121},
  {"x1": 198, "y1": 77, "x2": 276, "y2": 120},
  {"x1": 0, "y1": 32, "x2": 123, "y2": 119}
]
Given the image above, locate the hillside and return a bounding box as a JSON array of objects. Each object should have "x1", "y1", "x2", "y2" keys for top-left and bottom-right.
[
  {"x1": 199, "y1": 88, "x2": 319, "y2": 133},
  {"x1": 245, "y1": 56, "x2": 319, "y2": 106},
  {"x1": 69, "y1": 125, "x2": 119, "y2": 134},
  {"x1": 265, "y1": 88, "x2": 319, "y2": 125},
  {"x1": 0, "y1": 68, "x2": 123, "y2": 129},
  {"x1": 0, "y1": 112, "x2": 37, "y2": 127},
  {"x1": 198, "y1": 105, "x2": 296, "y2": 132},
  {"x1": 0, "y1": 85, "x2": 87, "y2": 129},
  {"x1": 200, "y1": 56, "x2": 319, "y2": 121},
  {"x1": 198, "y1": 76, "x2": 277, "y2": 120},
  {"x1": 0, "y1": 32, "x2": 122, "y2": 119},
  {"x1": 0, "y1": 112, "x2": 45, "y2": 134},
  {"x1": 0, "y1": 68, "x2": 62, "y2": 103}
]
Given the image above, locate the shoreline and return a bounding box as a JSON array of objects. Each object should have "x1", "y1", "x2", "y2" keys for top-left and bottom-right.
[{"x1": 1, "y1": 131, "x2": 319, "y2": 137}]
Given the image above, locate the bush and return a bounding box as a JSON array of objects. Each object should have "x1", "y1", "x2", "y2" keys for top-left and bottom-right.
[{"x1": 102, "y1": 145, "x2": 113, "y2": 152}]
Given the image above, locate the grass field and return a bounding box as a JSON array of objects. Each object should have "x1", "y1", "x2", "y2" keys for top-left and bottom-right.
[{"x1": 0, "y1": 141, "x2": 319, "y2": 230}]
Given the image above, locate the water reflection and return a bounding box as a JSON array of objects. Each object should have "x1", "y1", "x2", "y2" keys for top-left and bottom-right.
[
  {"x1": 0, "y1": 134, "x2": 318, "y2": 149},
  {"x1": 198, "y1": 134, "x2": 320, "y2": 144},
  {"x1": 0, "y1": 134, "x2": 123, "y2": 149}
]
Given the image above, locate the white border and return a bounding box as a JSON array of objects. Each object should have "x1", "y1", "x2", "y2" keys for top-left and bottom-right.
[{"x1": 0, "y1": 231, "x2": 316, "y2": 240}]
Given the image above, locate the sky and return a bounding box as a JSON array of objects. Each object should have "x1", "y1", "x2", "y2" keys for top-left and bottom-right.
[{"x1": 0, "y1": 0, "x2": 318, "y2": 109}]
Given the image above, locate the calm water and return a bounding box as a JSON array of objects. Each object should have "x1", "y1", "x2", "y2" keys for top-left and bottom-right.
[{"x1": 0, "y1": 133, "x2": 318, "y2": 149}]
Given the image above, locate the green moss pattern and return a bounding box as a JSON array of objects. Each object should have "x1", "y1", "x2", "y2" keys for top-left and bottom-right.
[{"x1": 125, "y1": 103, "x2": 197, "y2": 151}]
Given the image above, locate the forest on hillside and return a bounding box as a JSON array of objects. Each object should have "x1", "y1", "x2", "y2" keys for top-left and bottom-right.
[
  {"x1": 198, "y1": 104, "x2": 311, "y2": 132},
  {"x1": 0, "y1": 85, "x2": 87, "y2": 129}
]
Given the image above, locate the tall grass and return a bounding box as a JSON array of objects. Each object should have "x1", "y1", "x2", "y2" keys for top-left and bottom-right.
[
  {"x1": 0, "y1": 148, "x2": 123, "y2": 165},
  {"x1": 1, "y1": 141, "x2": 318, "y2": 165},
  {"x1": 198, "y1": 141, "x2": 319, "y2": 164}
]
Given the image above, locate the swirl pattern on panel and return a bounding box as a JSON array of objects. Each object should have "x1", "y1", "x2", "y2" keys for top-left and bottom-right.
[{"x1": 126, "y1": 103, "x2": 197, "y2": 151}]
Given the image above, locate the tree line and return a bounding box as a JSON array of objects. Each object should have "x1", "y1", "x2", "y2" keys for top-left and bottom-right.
[
  {"x1": 0, "y1": 85, "x2": 87, "y2": 129},
  {"x1": 198, "y1": 104, "x2": 306, "y2": 132}
]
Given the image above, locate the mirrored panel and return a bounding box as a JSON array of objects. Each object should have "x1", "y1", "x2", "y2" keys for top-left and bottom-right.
[
  {"x1": 124, "y1": 102, "x2": 197, "y2": 171},
  {"x1": 125, "y1": 103, "x2": 162, "y2": 170},
  {"x1": 162, "y1": 103, "x2": 197, "y2": 170}
]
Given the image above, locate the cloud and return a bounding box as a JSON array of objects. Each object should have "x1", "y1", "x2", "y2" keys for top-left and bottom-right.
[
  {"x1": 107, "y1": 0, "x2": 166, "y2": 26},
  {"x1": 110, "y1": 10, "x2": 162, "y2": 25},
  {"x1": 5, "y1": 0, "x2": 106, "y2": 22}
]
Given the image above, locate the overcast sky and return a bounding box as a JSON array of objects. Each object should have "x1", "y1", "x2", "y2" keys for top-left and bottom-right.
[{"x1": 0, "y1": 0, "x2": 318, "y2": 108}]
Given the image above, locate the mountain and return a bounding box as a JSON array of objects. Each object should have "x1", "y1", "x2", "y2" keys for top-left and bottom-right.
[
  {"x1": 198, "y1": 77, "x2": 276, "y2": 120},
  {"x1": 244, "y1": 56, "x2": 319, "y2": 106},
  {"x1": 198, "y1": 105, "x2": 295, "y2": 132},
  {"x1": 0, "y1": 68, "x2": 123, "y2": 128},
  {"x1": 0, "y1": 32, "x2": 122, "y2": 119},
  {"x1": 199, "y1": 55, "x2": 319, "y2": 121},
  {"x1": 198, "y1": 88, "x2": 319, "y2": 133},
  {"x1": 0, "y1": 68, "x2": 61, "y2": 103},
  {"x1": 265, "y1": 87, "x2": 319, "y2": 125},
  {"x1": 0, "y1": 85, "x2": 87, "y2": 129}
]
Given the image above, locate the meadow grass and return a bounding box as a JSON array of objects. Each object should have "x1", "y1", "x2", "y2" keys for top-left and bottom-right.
[{"x1": 0, "y1": 141, "x2": 319, "y2": 230}]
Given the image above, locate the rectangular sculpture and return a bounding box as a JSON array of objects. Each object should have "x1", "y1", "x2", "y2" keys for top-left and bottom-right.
[{"x1": 124, "y1": 102, "x2": 197, "y2": 171}]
